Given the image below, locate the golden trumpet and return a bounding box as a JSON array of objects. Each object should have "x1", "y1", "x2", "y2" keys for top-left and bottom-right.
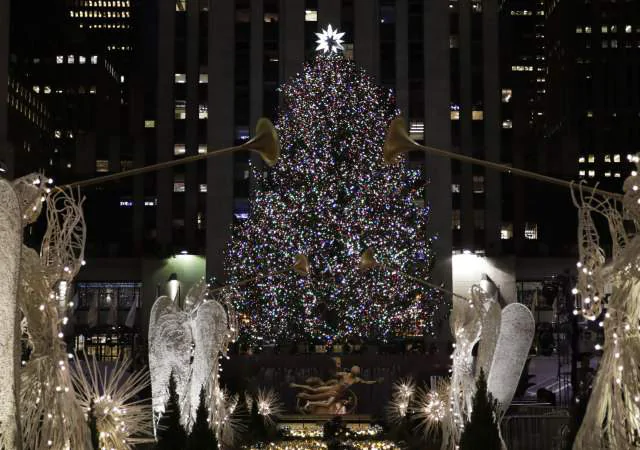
[
  {"x1": 359, "y1": 248, "x2": 378, "y2": 271},
  {"x1": 293, "y1": 254, "x2": 310, "y2": 276},
  {"x1": 244, "y1": 118, "x2": 281, "y2": 167},
  {"x1": 383, "y1": 117, "x2": 418, "y2": 165}
]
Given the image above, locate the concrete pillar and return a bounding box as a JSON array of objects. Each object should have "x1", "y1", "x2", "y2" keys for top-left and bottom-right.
[
  {"x1": 185, "y1": 0, "x2": 200, "y2": 251},
  {"x1": 0, "y1": 0, "x2": 10, "y2": 177},
  {"x1": 483, "y1": 0, "x2": 502, "y2": 255},
  {"x1": 250, "y1": 0, "x2": 265, "y2": 194},
  {"x1": 207, "y1": 0, "x2": 235, "y2": 280},
  {"x1": 395, "y1": 0, "x2": 409, "y2": 116},
  {"x1": 353, "y1": 0, "x2": 379, "y2": 80},
  {"x1": 156, "y1": 0, "x2": 175, "y2": 254},
  {"x1": 424, "y1": 0, "x2": 452, "y2": 293},
  {"x1": 280, "y1": 0, "x2": 305, "y2": 81}
]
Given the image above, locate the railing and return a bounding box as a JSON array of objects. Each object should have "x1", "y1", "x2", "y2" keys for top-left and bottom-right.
[{"x1": 501, "y1": 408, "x2": 571, "y2": 450}]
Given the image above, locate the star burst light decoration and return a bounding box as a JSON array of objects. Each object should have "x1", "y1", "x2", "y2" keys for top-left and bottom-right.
[{"x1": 315, "y1": 24, "x2": 345, "y2": 54}]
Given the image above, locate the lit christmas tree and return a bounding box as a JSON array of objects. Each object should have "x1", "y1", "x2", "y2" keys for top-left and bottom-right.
[{"x1": 226, "y1": 27, "x2": 442, "y2": 345}]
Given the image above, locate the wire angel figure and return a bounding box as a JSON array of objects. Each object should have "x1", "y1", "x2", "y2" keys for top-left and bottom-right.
[
  {"x1": 148, "y1": 280, "x2": 239, "y2": 440},
  {"x1": 571, "y1": 160, "x2": 640, "y2": 450}
]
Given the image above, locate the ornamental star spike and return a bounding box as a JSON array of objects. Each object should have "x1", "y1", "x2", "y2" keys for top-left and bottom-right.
[{"x1": 315, "y1": 24, "x2": 345, "y2": 54}]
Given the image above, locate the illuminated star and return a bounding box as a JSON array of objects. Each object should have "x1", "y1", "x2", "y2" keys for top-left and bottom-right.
[{"x1": 315, "y1": 24, "x2": 345, "y2": 54}]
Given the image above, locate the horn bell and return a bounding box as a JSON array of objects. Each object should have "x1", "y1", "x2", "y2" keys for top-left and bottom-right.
[
  {"x1": 359, "y1": 248, "x2": 378, "y2": 271},
  {"x1": 383, "y1": 117, "x2": 421, "y2": 165},
  {"x1": 243, "y1": 118, "x2": 281, "y2": 167},
  {"x1": 293, "y1": 254, "x2": 310, "y2": 276}
]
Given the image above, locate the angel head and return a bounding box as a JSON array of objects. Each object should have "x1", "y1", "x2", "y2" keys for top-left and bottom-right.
[{"x1": 12, "y1": 173, "x2": 51, "y2": 224}]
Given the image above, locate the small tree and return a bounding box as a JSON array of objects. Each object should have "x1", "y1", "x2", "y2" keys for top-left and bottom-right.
[
  {"x1": 459, "y1": 370, "x2": 502, "y2": 450},
  {"x1": 88, "y1": 399, "x2": 100, "y2": 450},
  {"x1": 249, "y1": 397, "x2": 267, "y2": 443},
  {"x1": 187, "y1": 388, "x2": 218, "y2": 450},
  {"x1": 156, "y1": 374, "x2": 187, "y2": 450}
]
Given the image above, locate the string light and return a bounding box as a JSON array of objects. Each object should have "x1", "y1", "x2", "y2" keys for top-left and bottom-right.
[{"x1": 226, "y1": 53, "x2": 442, "y2": 344}]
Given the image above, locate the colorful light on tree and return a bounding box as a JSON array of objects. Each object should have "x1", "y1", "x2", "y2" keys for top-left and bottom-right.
[{"x1": 226, "y1": 51, "x2": 442, "y2": 344}]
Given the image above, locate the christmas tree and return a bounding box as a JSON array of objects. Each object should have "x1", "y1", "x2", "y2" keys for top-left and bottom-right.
[
  {"x1": 459, "y1": 370, "x2": 502, "y2": 450},
  {"x1": 187, "y1": 388, "x2": 218, "y2": 450},
  {"x1": 156, "y1": 374, "x2": 187, "y2": 450},
  {"x1": 226, "y1": 30, "x2": 441, "y2": 344}
]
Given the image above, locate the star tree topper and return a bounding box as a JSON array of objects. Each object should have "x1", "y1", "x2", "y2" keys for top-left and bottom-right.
[{"x1": 315, "y1": 24, "x2": 345, "y2": 54}]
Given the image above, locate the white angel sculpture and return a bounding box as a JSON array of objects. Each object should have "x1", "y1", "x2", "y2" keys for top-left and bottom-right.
[
  {"x1": 571, "y1": 159, "x2": 640, "y2": 450},
  {"x1": 149, "y1": 280, "x2": 238, "y2": 437}
]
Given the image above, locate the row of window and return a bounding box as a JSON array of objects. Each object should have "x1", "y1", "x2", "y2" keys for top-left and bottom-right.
[
  {"x1": 174, "y1": 73, "x2": 209, "y2": 84},
  {"x1": 579, "y1": 154, "x2": 622, "y2": 163},
  {"x1": 69, "y1": 10, "x2": 130, "y2": 18},
  {"x1": 83, "y1": 23, "x2": 131, "y2": 29},
  {"x1": 578, "y1": 170, "x2": 622, "y2": 178},
  {"x1": 33, "y1": 86, "x2": 97, "y2": 95},
  {"x1": 510, "y1": 10, "x2": 544, "y2": 16},
  {"x1": 96, "y1": 160, "x2": 133, "y2": 172},
  {"x1": 452, "y1": 214, "x2": 538, "y2": 240},
  {"x1": 174, "y1": 102, "x2": 208, "y2": 120},
  {"x1": 576, "y1": 25, "x2": 638, "y2": 34},
  {"x1": 78, "y1": 0, "x2": 130, "y2": 7},
  {"x1": 56, "y1": 55, "x2": 99, "y2": 64}
]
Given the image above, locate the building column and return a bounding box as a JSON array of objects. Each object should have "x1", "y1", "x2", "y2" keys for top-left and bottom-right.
[
  {"x1": 156, "y1": 0, "x2": 175, "y2": 255},
  {"x1": 185, "y1": 0, "x2": 200, "y2": 251},
  {"x1": 207, "y1": 0, "x2": 235, "y2": 281},
  {"x1": 250, "y1": 0, "x2": 265, "y2": 194},
  {"x1": 424, "y1": 0, "x2": 452, "y2": 292},
  {"x1": 395, "y1": 0, "x2": 408, "y2": 116},
  {"x1": 280, "y1": 0, "x2": 305, "y2": 82},
  {"x1": 458, "y1": 0, "x2": 474, "y2": 249},
  {"x1": 0, "y1": 0, "x2": 11, "y2": 177},
  {"x1": 483, "y1": 0, "x2": 501, "y2": 255},
  {"x1": 318, "y1": 0, "x2": 341, "y2": 30},
  {"x1": 354, "y1": 0, "x2": 379, "y2": 80}
]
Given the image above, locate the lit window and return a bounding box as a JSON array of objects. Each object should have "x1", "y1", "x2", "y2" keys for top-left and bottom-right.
[
  {"x1": 588, "y1": 154, "x2": 595, "y2": 163},
  {"x1": 502, "y1": 119, "x2": 513, "y2": 129},
  {"x1": 625, "y1": 25, "x2": 632, "y2": 33},
  {"x1": 199, "y1": 184, "x2": 207, "y2": 193},
  {"x1": 175, "y1": 100, "x2": 186, "y2": 120},
  {"x1": 500, "y1": 223, "x2": 513, "y2": 240},
  {"x1": 56, "y1": 56, "x2": 64, "y2": 64},
  {"x1": 604, "y1": 172, "x2": 611, "y2": 177},
  {"x1": 305, "y1": 9, "x2": 317, "y2": 21},
  {"x1": 585, "y1": 26, "x2": 591, "y2": 34},
  {"x1": 614, "y1": 173, "x2": 621, "y2": 178},
  {"x1": 452, "y1": 183, "x2": 460, "y2": 193},
  {"x1": 604, "y1": 154, "x2": 611, "y2": 162},
  {"x1": 578, "y1": 156, "x2": 585, "y2": 163},
  {"x1": 576, "y1": 26, "x2": 583, "y2": 33},
  {"x1": 614, "y1": 154, "x2": 621, "y2": 162},
  {"x1": 235, "y1": 126, "x2": 250, "y2": 141},
  {"x1": 176, "y1": 0, "x2": 186, "y2": 11},
  {"x1": 96, "y1": 160, "x2": 109, "y2": 172},
  {"x1": 198, "y1": 145, "x2": 207, "y2": 154},
  {"x1": 89, "y1": 86, "x2": 96, "y2": 94},
  {"x1": 587, "y1": 111, "x2": 594, "y2": 117},
  {"x1": 610, "y1": 25, "x2": 617, "y2": 33},
  {"x1": 54, "y1": 130, "x2": 61, "y2": 139},
  {"x1": 579, "y1": 170, "x2": 586, "y2": 177},
  {"x1": 199, "y1": 73, "x2": 208, "y2": 83},
  {"x1": 450, "y1": 111, "x2": 460, "y2": 120},
  {"x1": 264, "y1": 12, "x2": 278, "y2": 22},
  {"x1": 174, "y1": 144, "x2": 186, "y2": 156},
  {"x1": 473, "y1": 175, "x2": 485, "y2": 193},
  {"x1": 588, "y1": 170, "x2": 595, "y2": 177},
  {"x1": 409, "y1": 121, "x2": 424, "y2": 141},
  {"x1": 452, "y1": 210, "x2": 461, "y2": 230},
  {"x1": 611, "y1": 40, "x2": 618, "y2": 48},
  {"x1": 144, "y1": 120, "x2": 155, "y2": 128},
  {"x1": 472, "y1": 110, "x2": 484, "y2": 121},
  {"x1": 474, "y1": 210, "x2": 485, "y2": 230},
  {"x1": 524, "y1": 223, "x2": 538, "y2": 240},
  {"x1": 68, "y1": 55, "x2": 75, "y2": 64},
  {"x1": 119, "y1": 200, "x2": 133, "y2": 207},
  {"x1": 601, "y1": 25, "x2": 608, "y2": 33},
  {"x1": 501, "y1": 89, "x2": 512, "y2": 103},
  {"x1": 91, "y1": 55, "x2": 98, "y2": 64},
  {"x1": 33, "y1": 86, "x2": 40, "y2": 94},
  {"x1": 198, "y1": 104, "x2": 208, "y2": 119},
  {"x1": 175, "y1": 73, "x2": 186, "y2": 83},
  {"x1": 79, "y1": 55, "x2": 86, "y2": 64},
  {"x1": 44, "y1": 86, "x2": 51, "y2": 94},
  {"x1": 173, "y1": 181, "x2": 185, "y2": 193}
]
